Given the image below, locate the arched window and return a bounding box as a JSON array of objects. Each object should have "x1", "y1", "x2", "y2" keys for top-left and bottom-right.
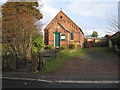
[{"x1": 70, "y1": 32, "x2": 74, "y2": 40}]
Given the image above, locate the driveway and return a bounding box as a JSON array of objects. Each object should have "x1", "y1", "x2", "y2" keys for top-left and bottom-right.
[
  {"x1": 47, "y1": 47, "x2": 118, "y2": 80},
  {"x1": 2, "y1": 47, "x2": 119, "y2": 81}
]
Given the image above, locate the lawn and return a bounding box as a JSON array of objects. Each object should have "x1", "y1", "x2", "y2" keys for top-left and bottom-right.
[{"x1": 40, "y1": 48, "x2": 85, "y2": 73}]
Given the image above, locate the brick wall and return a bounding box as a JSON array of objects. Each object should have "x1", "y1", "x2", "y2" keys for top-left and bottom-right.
[{"x1": 44, "y1": 10, "x2": 84, "y2": 48}]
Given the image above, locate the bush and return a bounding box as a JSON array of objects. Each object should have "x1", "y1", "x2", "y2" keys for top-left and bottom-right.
[
  {"x1": 2, "y1": 44, "x2": 10, "y2": 53},
  {"x1": 59, "y1": 47, "x2": 67, "y2": 50},
  {"x1": 32, "y1": 36, "x2": 45, "y2": 54},
  {"x1": 69, "y1": 44, "x2": 77, "y2": 49},
  {"x1": 111, "y1": 32, "x2": 120, "y2": 44},
  {"x1": 45, "y1": 45, "x2": 54, "y2": 49}
]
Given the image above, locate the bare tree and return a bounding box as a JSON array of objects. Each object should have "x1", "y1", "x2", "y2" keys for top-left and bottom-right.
[
  {"x1": 106, "y1": 16, "x2": 120, "y2": 34},
  {"x1": 2, "y1": 14, "x2": 38, "y2": 60}
]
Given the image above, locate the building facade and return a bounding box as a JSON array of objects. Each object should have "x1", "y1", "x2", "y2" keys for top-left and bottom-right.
[{"x1": 44, "y1": 10, "x2": 84, "y2": 48}]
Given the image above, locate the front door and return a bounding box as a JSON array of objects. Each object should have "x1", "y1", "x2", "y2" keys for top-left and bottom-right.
[{"x1": 55, "y1": 33, "x2": 60, "y2": 47}]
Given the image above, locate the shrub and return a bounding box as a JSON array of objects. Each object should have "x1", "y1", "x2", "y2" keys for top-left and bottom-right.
[
  {"x1": 45, "y1": 45, "x2": 54, "y2": 49},
  {"x1": 69, "y1": 44, "x2": 77, "y2": 49},
  {"x1": 2, "y1": 44, "x2": 10, "y2": 53},
  {"x1": 59, "y1": 47, "x2": 67, "y2": 50},
  {"x1": 111, "y1": 32, "x2": 120, "y2": 49},
  {"x1": 32, "y1": 36, "x2": 45, "y2": 54}
]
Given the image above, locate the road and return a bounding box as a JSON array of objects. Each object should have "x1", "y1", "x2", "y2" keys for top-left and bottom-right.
[{"x1": 2, "y1": 79, "x2": 119, "y2": 88}]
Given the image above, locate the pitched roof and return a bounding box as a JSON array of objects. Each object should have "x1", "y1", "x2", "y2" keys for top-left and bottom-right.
[
  {"x1": 60, "y1": 10, "x2": 84, "y2": 34},
  {"x1": 105, "y1": 34, "x2": 113, "y2": 37},
  {"x1": 58, "y1": 22, "x2": 70, "y2": 33},
  {"x1": 44, "y1": 9, "x2": 84, "y2": 35}
]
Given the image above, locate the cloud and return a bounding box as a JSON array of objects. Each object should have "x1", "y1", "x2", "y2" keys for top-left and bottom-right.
[
  {"x1": 66, "y1": 2, "x2": 117, "y2": 18},
  {"x1": 39, "y1": 0, "x2": 59, "y2": 29},
  {"x1": 43, "y1": 0, "x2": 119, "y2": 3},
  {"x1": 83, "y1": 29, "x2": 109, "y2": 37},
  {"x1": 40, "y1": 0, "x2": 119, "y2": 37}
]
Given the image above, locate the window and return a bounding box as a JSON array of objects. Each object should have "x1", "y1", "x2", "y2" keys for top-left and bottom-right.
[
  {"x1": 60, "y1": 16, "x2": 62, "y2": 18},
  {"x1": 61, "y1": 34, "x2": 66, "y2": 41},
  {"x1": 70, "y1": 32, "x2": 74, "y2": 40}
]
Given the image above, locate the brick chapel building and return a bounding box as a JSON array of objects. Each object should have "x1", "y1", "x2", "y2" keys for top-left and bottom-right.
[{"x1": 44, "y1": 9, "x2": 84, "y2": 48}]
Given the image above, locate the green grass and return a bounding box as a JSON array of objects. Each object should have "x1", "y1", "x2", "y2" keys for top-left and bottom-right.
[
  {"x1": 40, "y1": 47, "x2": 119, "y2": 73},
  {"x1": 40, "y1": 48, "x2": 85, "y2": 73}
]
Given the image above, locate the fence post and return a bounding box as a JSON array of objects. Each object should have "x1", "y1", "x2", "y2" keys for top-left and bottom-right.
[
  {"x1": 55, "y1": 48, "x2": 57, "y2": 58},
  {"x1": 31, "y1": 53, "x2": 38, "y2": 73},
  {"x1": 37, "y1": 53, "x2": 40, "y2": 70},
  {"x1": 2, "y1": 53, "x2": 7, "y2": 70},
  {"x1": 8, "y1": 52, "x2": 16, "y2": 70},
  {"x1": 37, "y1": 52, "x2": 44, "y2": 70}
]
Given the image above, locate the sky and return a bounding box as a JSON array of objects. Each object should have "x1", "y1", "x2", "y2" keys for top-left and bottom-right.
[{"x1": 0, "y1": 0, "x2": 120, "y2": 37}]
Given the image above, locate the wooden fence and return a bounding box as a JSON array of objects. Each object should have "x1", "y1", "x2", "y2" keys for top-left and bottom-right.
[
  {"x1": 2, "y1": 52, "x2": 16, "y2": 70},
  {"x1": 42, "y1": 48, "x2": 60, "y2": 60},
  {"x1": 2, "y1": 49, "x2": 60, "y2": 72}
]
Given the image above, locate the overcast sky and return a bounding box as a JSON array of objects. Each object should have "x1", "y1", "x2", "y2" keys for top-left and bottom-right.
[{"x1": 1, "y1": 0, "x2": 119, "y2": 37}]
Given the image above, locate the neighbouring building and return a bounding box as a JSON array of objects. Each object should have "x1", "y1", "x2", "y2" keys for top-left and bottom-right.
[
  {"x1": 104, "y1": 34, "x2": 113, "y2": 47},
  {"x1": 84, "y1": 37, "x2": 95, "y2": 47},
  {"x1": 85, "y1": 37, "x2": 107, "y2": 47},
  {"x1": 44, "y1": 9, "x2": 84, "y2": 48},
  {"x1": 107, "y1": 32, "x2": 120, "y2": 51}
]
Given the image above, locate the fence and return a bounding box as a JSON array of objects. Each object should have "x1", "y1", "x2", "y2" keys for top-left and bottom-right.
[
  {"x1": 2, "y1": 49, "x2": 60, "y2": 72},
  {"x1": 2, "y1": 52, "x2": 16, "y2": 71},
  {"x1": 42, "y1": 48, "x2": 61, "y2": 60},
  {"x1": 31, "y1": 53, "x2": 43, "y2": 72}
]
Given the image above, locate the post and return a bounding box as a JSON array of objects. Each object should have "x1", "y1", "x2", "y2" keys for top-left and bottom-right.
[
  {"x1": 37, "y1": 53, "x2": 40, "y2": 70},
  {"x1": 37, "y1": 48, "x2": 44, "y2": 70},
  {"x1": 55, "y1": 47, "x2": 56, "y2": 58},
  {"x1": 31, "y1": 53, "x2": 38, "y2": 73}
]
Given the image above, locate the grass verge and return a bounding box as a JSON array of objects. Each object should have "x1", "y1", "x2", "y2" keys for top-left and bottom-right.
[{"x1": 40, "y1": 48, "x2": 85, "y2": 73}]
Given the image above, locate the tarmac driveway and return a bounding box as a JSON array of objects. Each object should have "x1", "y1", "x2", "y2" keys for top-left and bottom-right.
[{"x1": 47, "y1": 47, "x2": 119, "y2": 80}]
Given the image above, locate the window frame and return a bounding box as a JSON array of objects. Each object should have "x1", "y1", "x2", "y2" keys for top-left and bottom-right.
[{"x1": 70, "y1": 32, "x2": 74, "y2": 40}]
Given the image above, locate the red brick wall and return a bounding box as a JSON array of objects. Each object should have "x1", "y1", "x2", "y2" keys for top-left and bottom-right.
[{"x1": 44, "y1": 10, "x2": 84, "y2": 48}]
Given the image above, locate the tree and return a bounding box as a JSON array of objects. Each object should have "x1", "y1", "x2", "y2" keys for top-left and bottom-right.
[
  {"x1": 107, "y1": 15, "x2": 120, "y2": 49},
  {"x1": 91, "y1": 31, "x2": 98, "y2": 37},
  {"x1": 107, "y1": 17, "x2": 120, "y2": 34},
  {"x1": 2, "y1": 2, "x2": 43, "y2": 60}
]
